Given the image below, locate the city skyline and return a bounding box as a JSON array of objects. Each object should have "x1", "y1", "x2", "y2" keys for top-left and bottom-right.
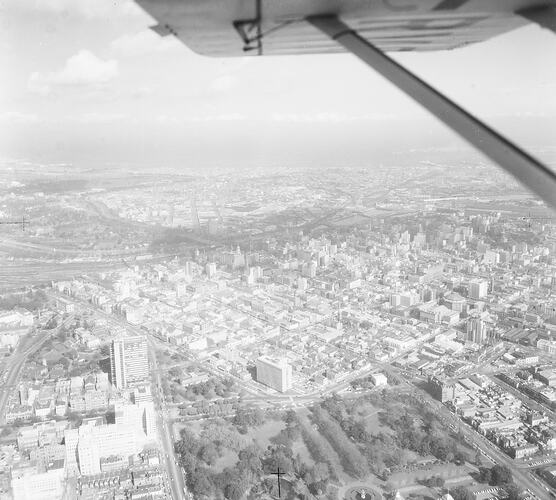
[{"x1": 1, "y1": 158, "x2": 555, "y2": 499}]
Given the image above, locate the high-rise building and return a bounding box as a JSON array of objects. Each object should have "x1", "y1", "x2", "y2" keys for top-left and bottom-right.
[
  {"x1": 206, "y1": 262, "x2": 217, "y2": 279},
  {"x1": 467, "y1": 317, "x2": 486, "y2": 344},
  {"x1": 390, "y1": 293, "x2": 401, "y2": 308},
  {"x1": 467, "y1": 313, "x2": 493, "y2": 344},
  {"x1": 110, "y1": 336, "x2": 149, "y2": 389},
  {"x1": 301, "y1": 261, "x2": 317, "y2": 278},
  {"x1": 218, "y1": 246, "x2": 245, "y2": 269},
  {"x1": 469, "y1": 279, "x2": 488, "y2": 300},
  {"x1": 256, "y1": 356, "x2": 292, "y2": 393},
  {"x1": 77, "y1": 422, "x2": 138, "y2": 475}
]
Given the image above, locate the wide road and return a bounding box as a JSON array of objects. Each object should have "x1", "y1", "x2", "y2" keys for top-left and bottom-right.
[{"x1": 150, "y1": 338, "x2": 189, "y2": 500}]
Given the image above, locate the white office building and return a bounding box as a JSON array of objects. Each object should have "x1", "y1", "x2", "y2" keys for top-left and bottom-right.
[{"x1": 256, "y1": 356, "x2": 292, "y2": 393}]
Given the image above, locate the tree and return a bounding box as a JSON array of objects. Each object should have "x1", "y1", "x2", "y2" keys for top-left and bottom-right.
[
  {"x1": 238, "y1": 444, "x2": 262, "y2": 474},
  {"x1": 178, "y1": 452, "x2": 197, "y2": 474},
  {"x1": 284, "y1": 409, "x2": 298, "y2": 426},
  {"x1": 310, "y1": 407, "x2": 368, "y2": 479},
  {"x1": 58, "y1": 357, "x2": 70, "y2": 369},
  {"x1": 454, "y1": 449, "x2": 468, "y2": 464},
  {"x1": 321, "y1": 394, "x2": 346, "y2": 422},
  {"x1": 199, "y1": 442, "x2": 219, "y2": 466},
  {"x1": 292, "y1": 478, "x2": 312, "y2": 499},
  {"x1": 383, "y1": 481, "x2": 396, "y2": 495},
  {"x1": 189, "y1": 468, "x2": 214, "y2": 498},
  {"x1": 252, "y1": 407, "x2": 265, "y2": 426},
  {"x1": 265, "y1": 446, "x2": 294, "y2": 475},
  {"x1": 505, "y1": 483, "x2": 523, "y2": 500},
  {"x1": 57, "y1": 326, "x2": 67, "y2": 342},
  {"x1": 0, "y1": 427, "x2": 13, "y2": 437},
  {"x1": 66, "y1": 411, "x2": 83, "y2": 426},
  {"x1": 176, "y1": 428, "x2": 201, "y2": 457},
  {"x1": 479, "y1": 467, "x2": 492, "y2": 484},
  {"x1": 233, "y1": 407, "x2": 264, "y2": 428},
  {"x1": 310, "y1": 462, "x2": 330, "y2": 484},
  {"x1": 423, "y1": 476, "x2": 445, "y2": 488},
  {"x1": 224, "y1": 477, "x2": 249, "y2": 500},
  {"x1": 449, "y1": 486, "x2": 474, "y2": 500},
  {"x1": 490, "y1": 464, "x2": 513, "y2": 485},
  {"x1": 46, "y1": 317, "x2": 58, "y2": 329}
]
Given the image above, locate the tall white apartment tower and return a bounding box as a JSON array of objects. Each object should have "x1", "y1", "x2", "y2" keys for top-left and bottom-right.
[
  {"x1": 110, "y1": 336, "x2": 149, "y2": 389},
  {"x1": 256, "y1": 356, "x2": 292, "y2": 393}
]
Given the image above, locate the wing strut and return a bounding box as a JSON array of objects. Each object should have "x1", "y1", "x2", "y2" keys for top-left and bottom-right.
[{"x1": 307, "y1": 15, "x2": 556, "y2": 209}]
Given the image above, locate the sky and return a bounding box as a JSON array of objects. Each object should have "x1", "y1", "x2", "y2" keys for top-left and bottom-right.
[{"x1": 1, "y1": 0, "x2": 555, "y2": 169}]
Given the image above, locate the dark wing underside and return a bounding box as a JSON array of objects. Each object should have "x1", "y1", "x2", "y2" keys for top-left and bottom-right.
[{"x1": 134, "y1": 0, "x2": 551, "y2": 56}]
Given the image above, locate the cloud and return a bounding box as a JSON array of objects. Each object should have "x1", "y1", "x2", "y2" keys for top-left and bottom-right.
[
  {"x1": 111, "y1": 31, "x2": 180, "y2": 56},
  {"x1": 271, "y1": 112, "x2": 399, "y2": 123},
  {"x1": 210, "y1": 75, "x2": 239, "y2": 93},
  {"x1": 0, "y1": 112, "x2": 41, "y2": 124},
  {"x1": 14, "y1": 0, "x2": 143, "y2": 19},
  {"x1": 155, "y1": 113, "x2": 246, "y2": 124},
  {"x1": 28, "y1": 50, "x2": 118, "y2": 95},
  {"x1": 130, "y1": 86, "x2": 154, "y2": 99},
  {"x1": 78, "y1": 112, "x2": 125, "y2": 123}
]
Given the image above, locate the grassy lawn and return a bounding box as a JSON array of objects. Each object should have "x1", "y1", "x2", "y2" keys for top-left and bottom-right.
[
  {"x1": 173, "y1": 419, "x2": 204, "y2": 437},
  {"x1": 351, "y1": 401, "x2": 392, "y2": 437},
  {"x1": 250, "y1": 419, "x2": 286, "y2": 449},
  {"x1": 388, "y1": 462, "x2": 473, "y2": 487},
  {"x1": 298, "y1": 411, "x2": 349, "y2": 483},
  {"x1": 291, "y1": 437, "x2": 315, "y2": 467},
  {"x1": 211, "y1": 447, "x2": 238, "y2": 473}
]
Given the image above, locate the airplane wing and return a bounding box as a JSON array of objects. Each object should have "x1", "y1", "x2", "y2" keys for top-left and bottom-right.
[
  {"x1": 135, "y1": 0, "x2": 554, "y2": 56},
  {"x1": 134, "y1": 0, "x2": 556, "y2": 208}
]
